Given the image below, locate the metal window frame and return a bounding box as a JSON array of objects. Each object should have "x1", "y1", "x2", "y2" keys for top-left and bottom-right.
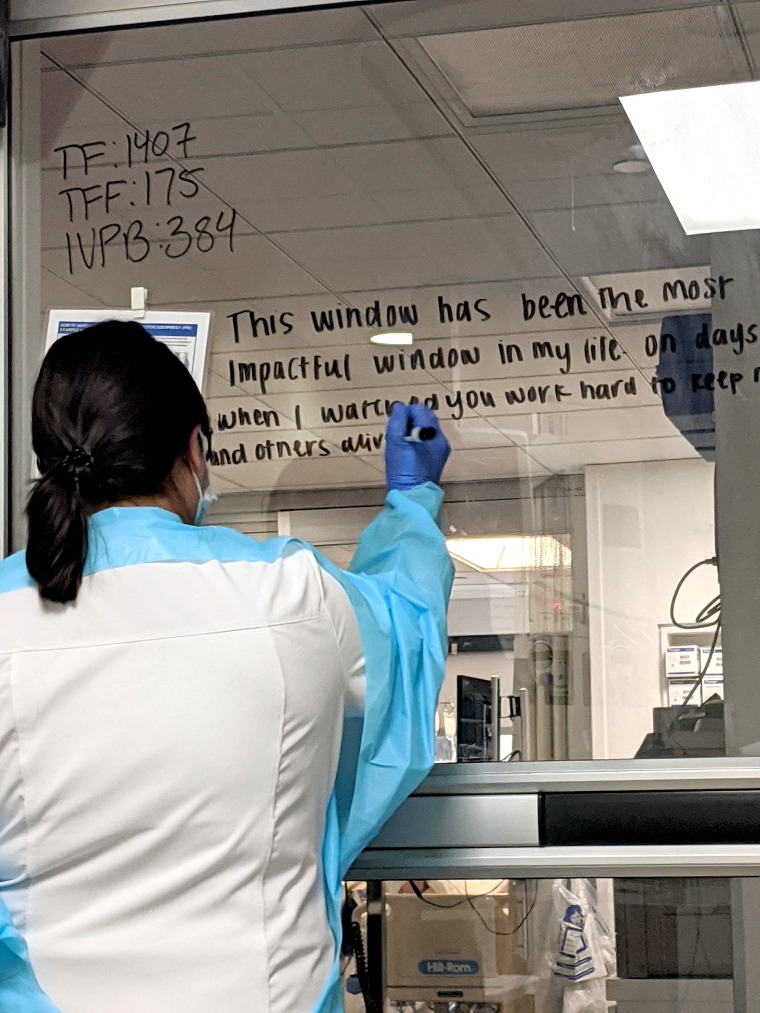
[
  {"x1": 9, "y1": 0, "x2": 375, "y2": 39},
  {"x1": 351, "y1": 760, "x2": 760, "y2": 879},
  {"x1": 0, "y1": 122, "x2": 6, "y2": 558}
]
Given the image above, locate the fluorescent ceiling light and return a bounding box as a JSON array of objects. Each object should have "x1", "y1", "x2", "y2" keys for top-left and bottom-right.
[
  {"x1": 612, "y1": 143, "x2": 650, "y2": 174},
  {"x1": 446, "y1": 535, "x2": 571, "y2": 572},
  {"x1": 612, "y1": 157, "x2": 650, "y2": 174},
  {"x1": 370, "y1": 331, "x2": 413, "y2": 345},
  {"x1": 620, "y1": 81, "x2": 760, "y2": 235}
]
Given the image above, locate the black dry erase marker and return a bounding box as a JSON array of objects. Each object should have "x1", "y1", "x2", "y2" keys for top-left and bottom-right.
[{"x1": 405, "y1": 424, "x2": 437, "y2": 443}]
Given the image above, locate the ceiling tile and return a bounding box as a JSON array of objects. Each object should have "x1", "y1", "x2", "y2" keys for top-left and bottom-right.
[
  {"x1": 331, "y1": 137, "x2": 493, "y2": 193},
  {"x1": 736, "y1": 2, "x2": 760, "y2": 67},
  {"x1": 54, "y1": 54, "x2": 277, "y2": 123},
  {"x1": 418, "y1": 8, "x2": 746, "y2": 116},
  {"x1": 200, "y1": 150, "x2": 357, "y2": 203},
  {"x1": 471, "y1": 118, "x2": 645, "y2": 184},
  {"x1": 40, "y1": 8, "x2": 375, "y2": 66},
  {"x1": 372, "y1": 0, "x2": 713, "y2": 38},
  {"x1": 490, "y1": 405, "x2": 680, "y2": 446},
  {"x1": 443, "y1": 444, "x2": 550, "y2": 481},
  {"x1": 235, "y1": 41, "x2": 420, "y2": 113},
  {"x1": 528, "y1": 435, "x2": 698, "y2": 472},
  {"x1": 292, "y1": 100, "x2": 449, "y2": 145},
  {"x1": 529, "y1": 202, "x2": 711, "y2": 276},
  {"x1": 275, "y1": 215, "x2": 558, "y2": 290},
  {"x1": 41, "y1": 242, "x2": 243, "y2": 306}
]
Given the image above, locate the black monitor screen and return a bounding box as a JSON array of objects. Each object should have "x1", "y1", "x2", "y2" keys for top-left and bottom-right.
[{"x1": 456, "y1": 675, "x2": 497, "y2": 762}]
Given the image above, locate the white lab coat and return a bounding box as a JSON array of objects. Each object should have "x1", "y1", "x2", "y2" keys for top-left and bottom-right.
[{"x1": 0, "y1": 486, "x2": 453, "y2": 1013}]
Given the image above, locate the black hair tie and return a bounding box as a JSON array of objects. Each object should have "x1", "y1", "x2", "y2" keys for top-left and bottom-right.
[{"x1": 61, "y1": 446, "x2": 95, "y2": 479}]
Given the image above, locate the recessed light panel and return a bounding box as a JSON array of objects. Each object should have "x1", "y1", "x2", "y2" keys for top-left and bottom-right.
[
  {"x1": 370, "y1": 332, "x2": 413, "y2": 346},
  {"x1": 620, "y1": 81, "x2": 760, "y2": 235},
  {"x1": 447, "y1": 535, "x2": 571, "y2": 572}
]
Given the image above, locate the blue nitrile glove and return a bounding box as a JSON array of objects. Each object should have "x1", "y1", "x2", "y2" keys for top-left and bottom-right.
[{"x1": 385, "y1": 402, "x2": 450, "y2": 491}]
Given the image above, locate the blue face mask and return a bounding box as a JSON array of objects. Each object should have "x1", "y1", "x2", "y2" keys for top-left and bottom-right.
[
  {"x1": 192, "y1": 471, "x2": 218, "y2": 526},
  {"x1": 192, "y1": 433, "x2": 218, "y2": 526}
]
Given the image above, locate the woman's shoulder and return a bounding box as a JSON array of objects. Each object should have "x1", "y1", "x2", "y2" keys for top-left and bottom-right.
[
  {"x1": 0, "y1": 550, "x2": 34, "y2": 597},
  {"x1": 191, "y1": 523, "x2": 306, "y2": 566},
  {"x1": 85, "y1": 507, "x2": 318, "y2": 573}
]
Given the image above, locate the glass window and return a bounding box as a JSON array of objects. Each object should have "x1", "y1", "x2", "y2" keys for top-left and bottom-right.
[
  {"x1": 13, "y1": 0, "x2": 760, "y2": 768},
  {"x1": 347, "y1": 877, "x2": 741, "y2": 1012}
]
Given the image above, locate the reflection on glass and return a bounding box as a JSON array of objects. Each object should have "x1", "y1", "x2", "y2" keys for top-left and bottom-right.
[
  {"x1": 15, "y1": 0, "x2": 760, "y2": 768},
  {"x1": 344, "y1": 878, "x2": 735, "y2": 1012}
]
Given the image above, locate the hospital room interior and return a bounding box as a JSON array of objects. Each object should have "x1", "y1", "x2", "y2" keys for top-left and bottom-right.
[{"x1": 10, "y1": 0, "x2": 760, "y2": 1009}]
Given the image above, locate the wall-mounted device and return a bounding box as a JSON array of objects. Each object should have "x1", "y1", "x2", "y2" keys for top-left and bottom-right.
[{"x1": 456, "y1": 675, "x2": 500, "y2": 762}]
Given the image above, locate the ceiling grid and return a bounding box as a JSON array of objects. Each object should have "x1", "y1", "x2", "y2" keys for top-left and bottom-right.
[{"x1": 24, "y1": 0, "x2": 757, "y2": 492}]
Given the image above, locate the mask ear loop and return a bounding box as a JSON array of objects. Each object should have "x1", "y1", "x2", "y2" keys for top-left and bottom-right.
[
  {"x1": 192, "y1": 431, "x2": 218, "y2": 526},
  {"x1": 191, "y1": 469, "x2": 204, "y2": 500},
  {"x1": 191, "y1": 431, "x2": 211, "y2": 491}
]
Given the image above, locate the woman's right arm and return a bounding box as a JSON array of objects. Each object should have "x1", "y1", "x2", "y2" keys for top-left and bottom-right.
[{"x1": 315, "y1": 403, "x2": 454, "y2": 875}]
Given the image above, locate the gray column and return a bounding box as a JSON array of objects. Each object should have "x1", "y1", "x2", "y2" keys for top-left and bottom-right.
[{"x1": 712, "y1": 233, "x2": 760, "y2": 1013}]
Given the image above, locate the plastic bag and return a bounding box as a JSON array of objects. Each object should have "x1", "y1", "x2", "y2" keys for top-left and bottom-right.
[{"x1": 543, "y1": 879, "x2": 616, "y2": 1013}]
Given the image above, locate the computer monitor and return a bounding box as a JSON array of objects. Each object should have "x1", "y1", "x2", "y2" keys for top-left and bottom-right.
[{"x1": 456, "y1": 675, "x2": 499, "y2": 762}]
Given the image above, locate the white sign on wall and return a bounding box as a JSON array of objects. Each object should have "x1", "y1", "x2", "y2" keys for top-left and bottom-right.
[{"x1": 45, "y1": 309, "x2": 211, "y2": 391}]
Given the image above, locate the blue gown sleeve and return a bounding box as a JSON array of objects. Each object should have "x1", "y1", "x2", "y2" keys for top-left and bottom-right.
[
  {"x1": 313, "y1": 482, "x2": 454, "y2": 1012},
  {"x1": 0, "y1": 897, "x2": 60, "y2": 1011},
  {"x1": 327, "y1": 481, "x2": 454, "y2": 873}
]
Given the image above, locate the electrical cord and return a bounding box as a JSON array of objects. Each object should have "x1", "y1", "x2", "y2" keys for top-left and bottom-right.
[
  {"x1": 695, "y1": 595, "x2": 721, "y2": 626},
  {"x1": 464, "y1": 880, "x2": 538, "y2": 937},
  {"x1": 408, "y1": 879, "x2": 537, "y2": 937},
  {"x1": 662, "y1": 555, "x2": 722, "y2": 751},
  {"x1": 407, "y1": 879, "x2": 507, "y2": 909},
  {"x1": 669, "y1": 557, "x2": 720, "y2": 629}
]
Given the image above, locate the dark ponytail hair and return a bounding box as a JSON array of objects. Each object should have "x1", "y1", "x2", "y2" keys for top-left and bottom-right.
[{"x1": 26, "y1": 320, "x2": 211, "y2": 604}]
